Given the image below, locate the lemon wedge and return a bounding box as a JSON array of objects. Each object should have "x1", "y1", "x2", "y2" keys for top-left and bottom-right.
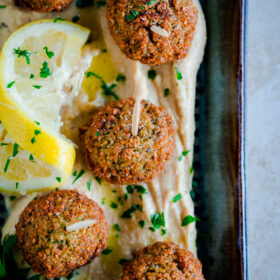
[{"x1": 0, "y1": 20, "x2": 90, "y2": 194}]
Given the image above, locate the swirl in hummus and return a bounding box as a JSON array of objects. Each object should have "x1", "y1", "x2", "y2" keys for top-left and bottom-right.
[{"x1": 0, "y1": 0, "x2": 206, "y2": 279}]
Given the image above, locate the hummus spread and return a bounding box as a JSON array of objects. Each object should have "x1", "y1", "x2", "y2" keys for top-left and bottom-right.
[{"x1": 0, "y1": 0, "x2": 206, "y2": 279}]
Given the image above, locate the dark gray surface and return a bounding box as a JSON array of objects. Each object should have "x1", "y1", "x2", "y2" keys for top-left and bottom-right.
[{"x1": 195, "y1": 0, "x2": 247, "y2": 279}]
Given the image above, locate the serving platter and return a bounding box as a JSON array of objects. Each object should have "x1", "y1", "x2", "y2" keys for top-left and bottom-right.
[
  {"x1": 0, "y1": 0, "x2": 247, "y2": 279},
  {"x1": 194, "y1": 0, "x2": 247, "y2": 279}
]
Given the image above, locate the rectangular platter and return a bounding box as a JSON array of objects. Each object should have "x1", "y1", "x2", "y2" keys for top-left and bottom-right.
[
  {"x1": 0, "y1": 0, "x2": 248, "y2": 279},
  {"x1": 194, "y1": 0, "x2": 247, "y2": 279}
]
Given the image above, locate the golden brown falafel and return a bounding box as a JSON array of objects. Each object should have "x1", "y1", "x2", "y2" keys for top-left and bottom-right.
[
  {"x1": 16, "y1": 0, "x2": 73, "y2": 12},
  {"x1": 119, "y1": 241, "x2": 205, "y2": 280},
  {"x1": 16, "y1": 190, "x2": 109, "y2": 278},
  {"x1": 79, "y1": 97, "x2": 175, "y2": 185},
  {"x1": 107, "y1": 0, "x2": 198, "y2": 65}
]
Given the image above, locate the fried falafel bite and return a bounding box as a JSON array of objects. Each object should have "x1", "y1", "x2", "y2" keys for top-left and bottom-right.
[
  {"x1": 15, "y1": 190, "x2": 109, "y2": 279},
  {"x1": 79, "y1": 97, "x2": 175, "y2": 185},
  {"x1": 119, "y1": 241, "x2": 204, "y2": 280},
  {"x1": 16, "y1": 0, "x2": 73, "y2": 12},
  {"x1": 107, "y1": 0, "x2": 198, "y2": 65}
]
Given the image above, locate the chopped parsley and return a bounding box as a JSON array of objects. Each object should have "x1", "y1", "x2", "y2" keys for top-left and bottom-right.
[
  {"x1": 43, "y1": 46, "x2": 54, "y2": 59},
  {"x1": 175, "y1": 66, "x2": 183, "y2": 80},
  {"x1": 40, "y1": 61, "x2": 52, "y2": 78},
  {"x1": 0, "y1": 143, "x2": 8, "y2": 146},
  {"x1": 161, "y1": 229, "x2": 167, "y2": 236},
  {"x1": 12, "y1": 143, "x2": 19, "y2": 157},
  {"x1": 148, "y1": 226, "x2": 156, "y2": 232},
  {"x1": 102, "y1": 49, "x2": 107, "y2": 53},
  {"x1": 76, "y1": 0, "x2": 94, "y2": 8},
  {"x1": 146, "y1": 0, "x2": 155, "y2": 5},
  {"x1": 72, "y1": 169, "x2": 85, "y2": 184},
  {"x1": 7, "y1": 81, "x2": 15, "y2": 88},
  {"x1": 151, "y1": 212, "x2": 165, "y2": 229},
  {"x1": 116, "y1": 74, "x2": 126, "y2": 83},
  {"x1": 30, "y1": 136, "x2": 36, "y2": 144},
  {"x1": 87, "y1": 180, "x2": 91, "y2": 191},
  {"x1": 9, "y1": 196, "x2": 16, "y2": 201},
  {"x1": 121, "y1": 204, "x2": 142, "y2": 218},
  {"x1": 95, "y1": 176, "x2": 102, "y2": 185},
  {"x1": 102, "y1": 198, "x2": 106, "y2": 204},
  {"x1": 28, "y1": 136, "x2": 37, "y2": 146},
  {"x1": 34, "y1": 129, "x2": 41, "y2": 136},
  {"x1": 110, "y1": 202, "x2": 118, "y2": 209},
  {"x1": 164, "y1": 88, "x2": 170, "y2": 97},
  {"x1": 126, "y1": 185, "x2": 134, "y2": 194},
  {"x1": 96, "y1": 132, "x2": 100, "y2": 136},
  {"x1": 138, "y1": 220, "x2": 145, "y2": 228},
  {"x1": 135, "y1": 185, "x2": 147, "y2": 194},
  {"x1": 4, "y1": 158, "x2": 10, "y2": 172},
  {"x1": 13, "y1": 47, "x2": 33, "y2": 64},
  {"x1": 118, "y1": 259, "x2": 129, "y2": 265},
  {"x1": 113, "y1": 223, "x2": 121, "y2": 231},
  {"x1": 181, "y1": 215, "x2": 199, "y2": 227},
  {"x1": 86, "y1": 71, "x2": 119, "y2": 100},
  {"x1": 125, "y1": 10, "x2": 139, "y2": 20},
  {"x1": 0, "y1": 5, "x2": 7, "y2": 8},
  {"x1": 72, "y1": 15, "x2": 80, "y2": 23},
  {"x1": 53, "y1": 17, "x2": 65, "y2": 23},
  {"x1": 189, "y1": 165, "x2": 194, "y2": 174},
  {"x1": 147, "y1": 70, "x2": 156, "y2": 80},
  {"x1": 32, "y1": 85, "x2": 41, "y2": 89},
  {"x1": 15, "y1": 182, "x2": 19, "y2": 189},
  {"x1": 34, "y1": 121, "x2": 40, "y2": 125},
  {"x1": 102, "y1": 248, "x2": 112, "y2": 255},
  {"x1": 56, "y1": 177, "x2": 61, "y2": 182},
  {"x1": 173, "y1": 193, "x2": 182, "y2": 203},
  {"x1": 96, "y1": 0, "x2": 106, "y2": 8},
  {"x1": 178, "y1": 150, "x2": 190, "y2": 161},
  {"x1": 118, "y1": 196, "x2": 124, "y2": 206},
  {"x1": 29, "y1": 73, "x2": 34, "y2": 79}
]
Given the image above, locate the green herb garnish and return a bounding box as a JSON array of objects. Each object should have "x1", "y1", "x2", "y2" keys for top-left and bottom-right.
[
  {"x1": 125, "y1": 10, "x2": 139, "y2": 20},
  {"x1": 96, "y1": 132, "x2": 100, "y2": 136},
  {"x1": 116, "y1": 74, "x2": 126, "y2": 83},
  {"x1": 102, "y1": 248, "x2": 112, "y2": 255},
  {"x1": 87, "y1": 180, "x2": 91, "y2": 191},
  {"x1": 30, "y1": 136, "x2": 36, "y2": 144},
  {"x1": 121, "y1": 204, "x2": 142, "y2": 218},
  {"x1": 118, "y1": 259, "x2": 129, "y2": 265},
  {"x1": 147, "y1": 70, "x2": 156, "y2": 80},
  {"x1": 96, "y1": 1, "x2": 106, "y2": 8},
  {"x1": 40, "y1": 61, "x2": 51, "y2": 78},
  {"x1": 43, "y1": 47, "x2": 54, "y2": 59},
  {"x1": 126, "y1": 185, "x2": 134, "y2": 193},
  {"x1": 138, "y1": 220, "x2": 145, "y2": 228},
  {"x1": 175, "y1": 66, "x2": 183, "y2": 80},
  {"x1": 53, "y1": 17, "x2": 65, "y2": 23},
  {"x1": 34, "y1": 129, "x2": 41, "y2": 136},
  {"x1": 12, "y1": 143, "x2": 19, "y2": 157},
  {"x1": 181, "y1": 215, "x2": 199, "y2": 227},
  {"x1": 7, "y1": 81, "x2": 15, "y2": 88},
  {"x1": 16, "y1": 182, "x2": 19, "y2": 189},
  {"x1": 34, "y1": 121, "x2": 40, "y2": 125},
  {"x1": 29, "y1": 74, "x2": 34, "y2": 79},
  {"x1": 75, "y1": 0, "x2": 94, "y2": 8},
  {"x1": 13, "y1": 47, "x2": 33, "y2": 64},
  {"x1": 189, "y1": 165, "x2": 194, "y2": 174},
  {"x1": 151, "y1": 212, "x2": 165, "y2": 229},
  {"x1": 72, "y1": 15, "x2": 80, "y2": 23},
  {"x1": 110, "y1": 202, "x2": 118, "y2": 209},
  {"x1": 164, "y1": 88, "x2": 170, "y2": 97},
  {"x1": 32, "y1": 85, "x2": 41, "y2": 89},
  {"x1": 72, "y1": 169, "x2": 85, "y2": 184},
  {"x1": 9, "y1": 196, "x2": 17, "y2": 201},
  {"x1": 95, "y1": 176, "x2": 102, "y2": 185},
  {"x1": 161, "y1": 229, "x2": 167, "y2": 236},
  {"x1": 113, "y1": 223, "x2": 121, "y2": 231},
  {"x1": 173, "y1": 193, "x2": 182, "y2": 203},
  {"x1": 56, "y1": 177, "x2": 61, "y2": 182},
  {"x1": 146, "y1": 0, "x2": 155, "y2": 5},
  {"x1": 86, "y1": 72, "x2": 119, "y2": 100},
  {"x1": 0, "y1": 5, "x2": 7, "y2": 8},
  {"x1": 148, "y1": 226, "x2": 156, "y2": 232},
  {"x1": 4, "y1": 158, "x2": 10, "y2": 172}
]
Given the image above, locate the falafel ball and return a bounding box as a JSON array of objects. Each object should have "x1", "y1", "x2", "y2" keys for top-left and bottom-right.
[
  {"x1": 107, "y1": 0, "x2": 198, "y2": 65},
  {"x1": 79, "y1": 97, "x2": 175, "y2": 185},
  {"x1": 16, "y1": 190, "x2": 109, "y2": 278},
  {"x1": 16, "y1": 0, "x2": 73, "y2": 12},
  {"x1": 119, "y1": 241, "x2": 204, "y2": 280}
]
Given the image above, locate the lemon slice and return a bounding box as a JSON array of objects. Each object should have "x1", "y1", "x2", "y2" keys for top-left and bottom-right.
[{"x1": 0, "y1": 20, "x2": 90, "y2": 194}]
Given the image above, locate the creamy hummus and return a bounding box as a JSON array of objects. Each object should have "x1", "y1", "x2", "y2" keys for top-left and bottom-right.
[{"x1": 0, "y1": 0, "x2": 206, "y2": 279}]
